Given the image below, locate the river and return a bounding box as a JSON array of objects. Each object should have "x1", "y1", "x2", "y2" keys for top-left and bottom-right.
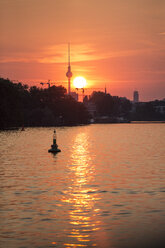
[{"x1": 0, "y1": 123, "x2": 165, "y2": 248}]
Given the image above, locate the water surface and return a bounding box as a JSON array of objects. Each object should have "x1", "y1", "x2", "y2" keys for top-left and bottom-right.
[{"x1": 0, "y1": 124, "x2": 165, "y2": 248}]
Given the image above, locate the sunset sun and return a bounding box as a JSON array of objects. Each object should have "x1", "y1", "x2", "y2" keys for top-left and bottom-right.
[{"x1": 73, "y1": 76, "x2": 87, "y2": 89}]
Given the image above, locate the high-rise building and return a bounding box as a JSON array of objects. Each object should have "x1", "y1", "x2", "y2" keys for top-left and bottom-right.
[{"x1": 133, "y1": 91, "x2": 139, "y2": 103}]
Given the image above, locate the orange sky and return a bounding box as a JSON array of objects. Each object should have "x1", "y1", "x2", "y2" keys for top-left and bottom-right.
[{"x1": 0, "y1": 0, "x2": 165, "y2": 101}]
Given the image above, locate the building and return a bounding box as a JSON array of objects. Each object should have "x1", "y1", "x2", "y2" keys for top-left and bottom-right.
[
  {"x1": 154, "y1": 105, "x2": 165, "y2": 114},
  {"x1": 70, "y1": 92, "x2": 78, "y2": 101},
  {"x1": 83, "y1": 96, "x2": 97, "y2": 118},
  {"x1": 133, "y1": 91, "x2": 139, "y2": 103}
]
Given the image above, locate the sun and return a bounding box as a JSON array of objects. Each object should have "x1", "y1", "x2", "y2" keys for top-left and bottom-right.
[{"x1": 73, "y1": 76, "x2": 87, "y2": 89}]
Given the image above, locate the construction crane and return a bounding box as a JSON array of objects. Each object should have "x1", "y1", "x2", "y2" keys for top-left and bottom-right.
[
  {"x1": 40, "y1": 80, "x2": 69, "y2": 88},
  {"x1": 40, "y1": 80, "x2": 51, "y2": 88}
]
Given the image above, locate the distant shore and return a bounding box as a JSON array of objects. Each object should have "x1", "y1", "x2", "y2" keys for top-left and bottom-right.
[
  {"x1": 1, "y1": 121, "x2": 165, "y2": 131},
  {"x1": 131, "y1": 121, "x2": 165, "y2": 124}
]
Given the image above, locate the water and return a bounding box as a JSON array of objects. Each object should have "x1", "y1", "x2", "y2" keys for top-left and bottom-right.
[{"x1": 0, "y1": 124, "x2": 165, "y2": 248}]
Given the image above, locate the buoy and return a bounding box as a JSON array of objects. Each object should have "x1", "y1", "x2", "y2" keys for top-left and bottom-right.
[
  {"x1": 48, "y1": 130, "x2": 61, "y2": 153},
  {"x1": 21, "y1": 125, "x2": 25, "y2": 131}
]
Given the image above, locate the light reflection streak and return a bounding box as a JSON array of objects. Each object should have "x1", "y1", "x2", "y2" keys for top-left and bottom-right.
[{"x1": 61, "y1": 132, "x2": 101, "y2": 247}]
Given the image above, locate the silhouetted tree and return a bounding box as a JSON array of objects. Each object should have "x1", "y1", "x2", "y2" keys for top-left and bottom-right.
[
  {"x1": 0, "y1": 78, "x2": 90, "y2": 129},
  {"x1": 89, "y1": 91, "x2": 131, "y2": 118},
  {"x1": 131, "y1": 101, "x2": 165, "y2": 121}
]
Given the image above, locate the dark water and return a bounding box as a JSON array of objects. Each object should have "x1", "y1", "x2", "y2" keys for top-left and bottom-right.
[{"x1": 0, "y1": 124, "x2": 165, "y2": 248}]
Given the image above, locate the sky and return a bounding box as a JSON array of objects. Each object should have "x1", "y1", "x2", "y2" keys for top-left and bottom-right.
[{"x1": 0, "y1": 0, "x2": 165, "y2": 101}]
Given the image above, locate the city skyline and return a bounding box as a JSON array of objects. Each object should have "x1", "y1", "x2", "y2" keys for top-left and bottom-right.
[{"x1": 0, "y1": 0, "x2": 165, "y2": 101}]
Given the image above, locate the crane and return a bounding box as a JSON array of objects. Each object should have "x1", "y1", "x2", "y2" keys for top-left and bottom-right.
[
  {"x1": 40, "y1": 80, "x2": 69, "y2": 88},
  {"x1": 40, "y1": 80, "x2": 51, "y2": 88}
]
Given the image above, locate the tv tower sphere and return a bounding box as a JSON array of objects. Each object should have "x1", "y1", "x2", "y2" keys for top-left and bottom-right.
[{"x1": 66, "y1": 70, "x2": 72, "y2": 78}]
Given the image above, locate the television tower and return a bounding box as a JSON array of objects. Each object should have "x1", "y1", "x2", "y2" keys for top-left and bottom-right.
[{"x1": 66, "y1": 43, "x2": 72, "y2": 95}]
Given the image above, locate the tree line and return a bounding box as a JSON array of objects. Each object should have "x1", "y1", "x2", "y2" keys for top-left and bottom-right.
[
  {"x1": 85, "y1": 91, "x2": 131, "y2": 121},
  {"x1": 86, "y1": 91, "x2": 165, "y2": 122},
  {"x1": 0, "y1": 78, "x2": 90, "y2": 129},
  {"x1": 0, "y1": 78, "x2": 164, "y2": 129}
]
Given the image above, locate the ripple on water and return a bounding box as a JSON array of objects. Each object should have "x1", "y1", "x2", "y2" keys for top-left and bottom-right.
[
  {"x1": 116, "y1": 211, "x2": 132, "y2": 216},
  {"x1": 0, "y1": 125, "x2": 165, "y2": 248}
]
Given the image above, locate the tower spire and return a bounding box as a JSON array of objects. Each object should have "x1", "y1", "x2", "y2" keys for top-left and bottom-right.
[
  {"x1": 66, "y1": 43, "x2": 72, "y2": 95},
  {"x1": 105, "y1": 84, "x2": 107, "y2": 95},
  {"x1": 68, "y1": 43, "x2": 70, "y2": 67}
]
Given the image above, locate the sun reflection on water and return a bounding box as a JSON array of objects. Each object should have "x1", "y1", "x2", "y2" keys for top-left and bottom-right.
[{"x1": 61, "y1": 132, "x2": 101, "y2": 247}]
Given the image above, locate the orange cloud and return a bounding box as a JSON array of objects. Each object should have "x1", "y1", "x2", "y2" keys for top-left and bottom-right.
[{"x1": 0, "y1": 40, "x2": 163, "y2": 66}]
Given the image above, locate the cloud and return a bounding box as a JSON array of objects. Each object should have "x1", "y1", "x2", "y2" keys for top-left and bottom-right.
[
  {"x1": 38, "y1": 43, "x2": 103, "y2": 64},
  {"x1": 38, "y1": 43, "x2": 161, "y2": 64},
  {"x1": 0, "y1": 57, "x2": 32, "y2": 63},
  {"x1": 0, "y1": 42, "x2": 163, "y2": 64},
  {"x1": 73, "y1": 65, "x2": 96, "y2": 73},
  {"x1": 0, "y1": 43, "x2": 99, "y2": 64}
]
